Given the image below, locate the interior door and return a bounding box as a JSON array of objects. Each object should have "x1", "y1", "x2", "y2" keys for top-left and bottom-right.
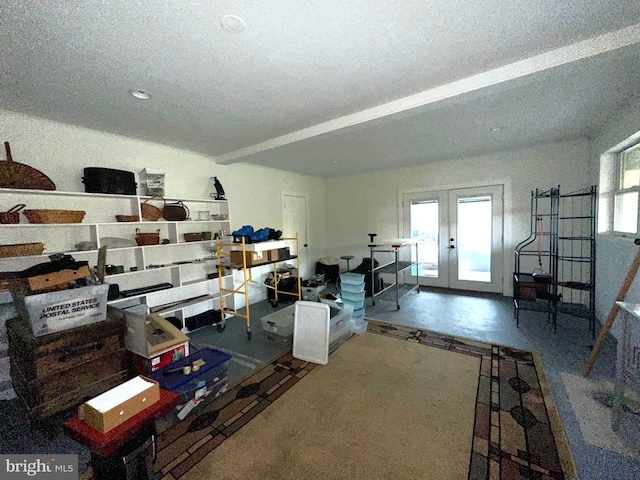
[
  {"x1": 281, "y1": 193, "x2": 309, "y2": 276},
  {"x1": 402, "y1": 185, "x2": 503, "y2": 293}
]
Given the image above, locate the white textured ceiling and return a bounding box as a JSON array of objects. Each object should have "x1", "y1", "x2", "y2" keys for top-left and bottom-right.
[{"x1": 1, "y1": 1, "x2": 640, "y2": 177}]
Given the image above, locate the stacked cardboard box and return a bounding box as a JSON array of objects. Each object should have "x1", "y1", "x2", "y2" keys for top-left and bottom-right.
[{"x1": 111, "y1": 308, "x2": 190, "y2": 375}]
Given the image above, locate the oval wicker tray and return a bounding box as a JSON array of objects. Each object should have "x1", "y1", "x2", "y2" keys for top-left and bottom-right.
[
  {"x1": 23, "y1": 209, "x2": 86, "y2": 224},
  {"x1": 116, "y1": 215, "x2": 140, "y2": 222},
  {"x1": 0, "y1": 242, "x2": 44, "y2": 258}
]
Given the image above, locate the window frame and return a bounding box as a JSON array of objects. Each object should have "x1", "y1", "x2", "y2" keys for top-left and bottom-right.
[{"x1": 599, "y1": 136, "x2": 640, "y2": 236}]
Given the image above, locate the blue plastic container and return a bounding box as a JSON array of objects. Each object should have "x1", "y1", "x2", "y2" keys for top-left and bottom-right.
[
  {"x1": 340, "y1": 272, "x2": 365, "y2": 285},
  {"x1": 149, "y1": 348, "x2": 232, "y2": 393}
]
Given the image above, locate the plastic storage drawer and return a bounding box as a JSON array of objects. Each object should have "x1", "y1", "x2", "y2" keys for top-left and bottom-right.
[
  {"x1": 342, "y1": 289, "x2": 365, "y2": 302},
  {"x1": 261, "y1": 305, "x2": 295, "y2": 337},
  {"x1": 329, "y1": 318, "x2": 354, "y2": 352},
  {"x1": 341, "y1": 290, "x2": 365, "y2": 310},
  {"x1": 341, "y1": 283, "x2": 365, "y2": 294},
  {"x1": 329, "y1": 303, "x2": 353, "y2": 334},
  {"x1": 350, "y1": 318, "x2": 368, "y2": 335},
  {"x1": 340, "y1": 272, "x2": 365, "y2": 286}
]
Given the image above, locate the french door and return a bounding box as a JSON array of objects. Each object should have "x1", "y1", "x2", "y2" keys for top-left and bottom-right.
[{"x1": 402, "y1": 185, "x2": 503, "y2": 293}]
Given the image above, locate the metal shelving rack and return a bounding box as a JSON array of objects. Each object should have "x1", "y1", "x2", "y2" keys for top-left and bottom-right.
[
  {"x1": 513, "y1": 185, "x2": 597, "y2": 334},
  {"x1": 369, "y1": 239, "x2": 420, "y2": 310},
  {"x1": 514, "y1": 187, "x2": 560, "y2": 331},
  {"x1": 557, "y1": 185, "x2": 597, "y2": 336}
]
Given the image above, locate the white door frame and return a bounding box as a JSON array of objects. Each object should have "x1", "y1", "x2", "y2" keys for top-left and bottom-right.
[
  {"x1": 281, "y1": 191, "x2": 310, "y2": 277},
  {"x1": 399, "y1": 182, "x2": 506, "y2": 294}
]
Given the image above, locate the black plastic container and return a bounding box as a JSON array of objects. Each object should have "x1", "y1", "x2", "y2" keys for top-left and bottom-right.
[{"x1": 82, "y1": 167, "x2": 137, "y2": 195}]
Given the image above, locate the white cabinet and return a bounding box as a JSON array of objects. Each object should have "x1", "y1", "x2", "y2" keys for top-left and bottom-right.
[{"x1": 0, "y1": 188, "x2": 234, "y2": 332}]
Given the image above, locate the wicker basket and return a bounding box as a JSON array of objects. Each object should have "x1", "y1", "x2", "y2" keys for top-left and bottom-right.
[
  {"x1": 141, "y1": 197, "x2": 165, "y2": 221},
  {"x1": 135, "y1": 228, "x2": 161, "y2": 246},
  {"x1": 0, "y1": 242, "x2": 44, "y2": 258},
  {"x1": 183, "y1": 233, "x2": 203, "y2": 242},
  {"x1": 0, "y1": 204, "x2": 26, "y2": 224},
  {"x1": 23, "y1": 209, "x2": 86, "y2": 224},
  {"x1": 115, "y1": 215, "x2": 140, "y2": 222}
]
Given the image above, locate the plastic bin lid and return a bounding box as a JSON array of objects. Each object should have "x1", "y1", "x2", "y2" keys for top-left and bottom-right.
[
  {"x1": 149, "y1": 348, "x2": 231, "y2": 391},
  {"x1": 293, "y1": 301, "x2": 330, "y2": 365}
]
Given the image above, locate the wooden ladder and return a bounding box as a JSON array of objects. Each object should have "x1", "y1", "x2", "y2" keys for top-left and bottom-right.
[{"x1": 583, "y1": 239, "x2": 640, "y2": 377}]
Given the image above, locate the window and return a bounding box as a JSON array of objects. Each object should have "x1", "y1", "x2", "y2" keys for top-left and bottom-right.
[{"x1": 599, "y1": 135, "x2": 640, "y2": 235}]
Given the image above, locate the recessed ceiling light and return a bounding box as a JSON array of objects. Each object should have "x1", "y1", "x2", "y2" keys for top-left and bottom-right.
[
  {"x1": 221, "y1": 15, "x2": 246, "y2": 33},
  {"x1": 130, "y1": 89, "x2": 151, "y2": 100}
]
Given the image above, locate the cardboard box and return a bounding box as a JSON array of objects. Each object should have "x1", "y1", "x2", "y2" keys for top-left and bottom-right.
[
  {"x1": 117, "y1": 310, "x2": 190, "y2": 359},
  {"x1": 80, "y1": 375, "x2": 160, "y2": 433},
  {"x1": 266, "y1": 249, "x2": 283, "y2": 262},
  {"x1": 27, "y1": 265, "x2": 92, "y2": 293},
  {"x1": 243, "y1": 241, "x2": 286, "y2": 252},
  {"x1": 10, "y1": 283, "x2": 109, "y2": 337},
  {"x1": 229, "y1": 249, "x2": 268, "y2": 266},
  {"x1": 133, "y1": 341, "x2": 189, "y2": 375}
]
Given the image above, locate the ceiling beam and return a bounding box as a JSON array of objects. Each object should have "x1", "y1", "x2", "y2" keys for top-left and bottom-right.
[{"x1": 215, "y1": 23, "x2": 640, "y2": 165}]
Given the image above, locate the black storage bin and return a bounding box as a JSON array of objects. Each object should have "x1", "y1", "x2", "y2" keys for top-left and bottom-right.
[
  {"x1": 83, "y1": 167, "x2": 137, "y2": 195},
  {"x1": 315, "y1": 261, "x2": 339, "y2": 283},
  {"x1": 351, "y1": 257, "x2": 381, "y2": 297},
  {"x1": 185, "y1": 309, "x2": 224, "y2": 331},
  {"x1": 266, "y1": 277, "x2": 298, "y2": 302},
  {"x1": 91, "y1": 423, "x2": 156, "y2": 480}
]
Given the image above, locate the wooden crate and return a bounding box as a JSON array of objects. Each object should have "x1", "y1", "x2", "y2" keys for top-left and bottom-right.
[
  {"x1": 11, "y1": 368, "x2": 130, "y2": 419},
  {"x1": 6, "y1": 315, "x2": 133, "y2": 419},
  {"x1": 6, "y1": 315, "x2": 125, "y2": 380},
  {"x1": 10, "y1": 350, "x2": 129, "y2": 405}
]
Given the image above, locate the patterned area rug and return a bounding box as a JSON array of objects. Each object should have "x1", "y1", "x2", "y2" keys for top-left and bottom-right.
[{"x1": 151, "y1": 320, "x2": 576, "y2": 480}]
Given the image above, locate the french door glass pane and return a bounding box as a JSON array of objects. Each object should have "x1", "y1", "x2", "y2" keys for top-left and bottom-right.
[
  {"x1": 457, "y1": 196, "x2": 491, "y2": 282},
  {"x1": 410, "y1": 201, "x2": 438, "y2": 278}
]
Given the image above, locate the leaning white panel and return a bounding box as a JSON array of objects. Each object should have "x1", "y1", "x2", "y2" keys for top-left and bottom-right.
[{"x1": 293, "y1": 301, "x2": 330, "y2": 365}]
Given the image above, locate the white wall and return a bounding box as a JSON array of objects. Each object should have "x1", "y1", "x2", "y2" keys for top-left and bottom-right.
[
  {"x1": 589, "y1": 99, "x2": 640, "y2": 338},
  {"x1": 324, "y1": 139, "x2": 592, "y2": 296},
  {"x1": 0, "y1": 110, "x2": 601, "y2": 305},
  {"x1": 0, "y1": 110, "x2": 327, "y2": 298}
]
